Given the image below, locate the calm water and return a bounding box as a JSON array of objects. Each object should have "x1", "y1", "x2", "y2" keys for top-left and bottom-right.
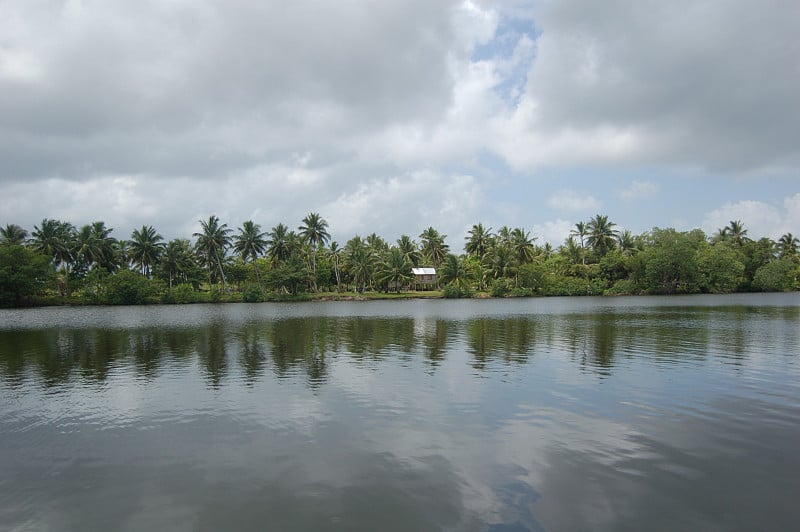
[{"x1": 1, "y1": 294, "x2": 799, "y2": 531}]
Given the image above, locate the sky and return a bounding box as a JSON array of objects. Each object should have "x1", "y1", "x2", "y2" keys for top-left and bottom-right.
[{"x1": 1, "y1": 0, "x2": 798, "y2": 249}]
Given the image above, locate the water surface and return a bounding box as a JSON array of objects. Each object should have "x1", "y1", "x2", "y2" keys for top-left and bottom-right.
[{"x1": 1, "y1": 294, "x2": 799, "y2": 531}]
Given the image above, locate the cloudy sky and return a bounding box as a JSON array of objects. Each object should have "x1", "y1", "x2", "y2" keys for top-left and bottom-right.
[{"x1": 1, "y1": 0, "x2": 798, "y2": 248}]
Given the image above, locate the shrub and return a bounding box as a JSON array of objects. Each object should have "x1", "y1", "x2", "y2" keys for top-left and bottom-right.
[
  {"x1": 105, "y1": 270, "x2": 152, "y2": 305},
  {"x1": 605, "y1": 279, "x2": 639, "y2": 295},
  {"x1": 242, "y1": 283, "x2": 264, "y2": 302},
  {"x1": 508, "y1": 287, "x2": 533, "y2": 297},
  {"x1": 489, "y1": 278, "x2": 510, "y2": 297},
  {"x1": 442, "y1": 284, "x2": 473, "y2": 299},
  {"x1": 209, "y1": 286, "x2": 222, "y2": 303},
  {"x1": 752, "y1": 260, "x2": 796, "y2": 292}
]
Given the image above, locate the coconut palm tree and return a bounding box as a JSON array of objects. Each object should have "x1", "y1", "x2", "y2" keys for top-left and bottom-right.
[
  {"x1": 129, "y1": 225, "x2": 165, "y2": 277},
  {"x1": 0, "y1": 224, "x2": 28, "y2": 246},
  {"x1": 234, "y1": 220, "x2": 268, "y2": 290},
  {"x1": 465, "y1": 223, "x2": 493, "y2": 261},
  {"x1": 726, "y1": 220, "x2": 750, "y2": 246},
  {"x1": 587, "y1": 214, "x2": 617, "y2": 257},
  {"x1": 439, "y1": 253, "x2": 470, "y2": 289},
  {"x1": 562, "y1": 235, "x2": 583, "y2": 265},
  {"x1": 396, "y1": 235, "x2": 420, "y2": 267},
  {"x1": 419, "y1": 227, "x2": 449, "y2": 268},
  {"x1": 31, "y1": 219, "x2": 75, "y2": 294},
  {"x1": 617, "y1": 230, "x2": 638, "y2": 256},
  {"x1": 193, "y1": 215, "x2": 232, "y2": 291},
  {"x1": 75, "y1": 222, "x2": 118, "y2": 272},
  {"x1": 570, "y1": 221, "x2": 588, "y2": 264},
  {"x1": 376, "y1": 247, "x2": 414, "y2": 293},
  {"x1": 344, "y1": 236, "x2": 374, "y2": 293},
  {"x1": 267, "y1": 223, "x2": 292, "y2": 265},
  {"x1": 510, "y1": 228, "x2": 536, "y2": 265},
  {"x1": 298, "y1": 212, "x2": 330, "y2": 290},
  {"x1": 777, "y1": 233, "x2": 799, "y2": 258},
  {"x1": 160, "y1": 239, "x2": 195, "y2": 289},
  {"x1": 329, "y1": 241, "x2": 343, "y2": 292}
]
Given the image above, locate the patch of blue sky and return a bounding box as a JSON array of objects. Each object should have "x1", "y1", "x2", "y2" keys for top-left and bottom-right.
[{"x1": 471, "y1": 16, "x2": 539, "y2": 105}]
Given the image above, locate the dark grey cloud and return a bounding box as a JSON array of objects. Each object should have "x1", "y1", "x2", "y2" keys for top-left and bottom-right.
[{"x1": 0, "y1": 0, "x2": 459, "y2": 181}]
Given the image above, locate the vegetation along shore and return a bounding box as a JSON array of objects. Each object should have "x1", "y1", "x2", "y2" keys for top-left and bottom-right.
[{"x1": 1, "y1": 213, "x2": 798, "y2": 308}]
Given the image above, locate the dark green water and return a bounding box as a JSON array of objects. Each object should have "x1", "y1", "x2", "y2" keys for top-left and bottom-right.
[{"x1": 1, "y1": 294, "x2": 799, "y2": 531}]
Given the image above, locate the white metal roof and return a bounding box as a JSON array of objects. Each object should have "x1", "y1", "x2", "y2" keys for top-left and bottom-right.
[{"x1": 412, "y1": 267, "x2": 436, "y2": 275}]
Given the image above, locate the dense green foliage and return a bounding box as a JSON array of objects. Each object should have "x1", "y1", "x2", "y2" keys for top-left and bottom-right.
[{"x1": 0, "y1": 214, "x2": 797, "y2": 307}]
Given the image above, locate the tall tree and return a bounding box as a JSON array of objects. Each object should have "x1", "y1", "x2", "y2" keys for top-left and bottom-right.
[
  {"x1": 129, "y1": 225, "x2": 164, "y2": 277},
  {"x1": 75, "y1": 222, "x2": 118, "y2": 272},
  {"x1": 465, "y1": 223, "x2": 493, "y2": 261},
  {"x1": 159, "y1": 239, "x2": 195, "y2": 289},
  {"x1": 587, "y1": 214, "x2": 617, "y2": 257},
  {"x1": 31, "y1": 219, "x2": 75, "y2": 294},
  {"x1": 510, "y1": 228, "x2": 537, "y2": 266},
  {"x1": 0, "y1": 224, "x2": 28, "y2": 246},
  {"x1": 777, "y1": 233, "x2": 798, "y2": 259},
  {"x1": 298, "y1": 212, "x2": 330, "y2": 291},
  {"x1": 329, "y1": 241, "x2": 343, "y2": 292},
  {"x1": 267, "y1": 223, "x2": 292, "y2": 265},
  {"x1": 396, "y1": 235, "x2": 420, "y2": 267},
  {"x1": 234, "y1": 220, "x2": 268, "y2": 290},
  {"x1": 439, "y1": 253, "x2": 470, "y2": 289},
  {"x1": 419, "y1": 227, "x2": 449, "y2": 268},
  {"x1": 726, "y1": 220, "x2": 750, "y2": 246},
  {"x1": 570, "y1": 222, "x2": 588, "y2": 264},
  {"x1": 194, "y1": 215, "x2": 232, "y2": 291},
  {"x1": 376, "y1": 247, "x2": 414, "y2": 293}
]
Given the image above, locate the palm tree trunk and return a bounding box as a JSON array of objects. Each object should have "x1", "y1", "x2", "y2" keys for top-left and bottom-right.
[{"x1": 214, "y1": 249, "x2": 227, "y2": 292}]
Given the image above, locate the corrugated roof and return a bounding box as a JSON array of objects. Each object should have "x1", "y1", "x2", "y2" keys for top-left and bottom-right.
[{"x1": 412, "y1": 267, "x2": 436, "y2": 275}]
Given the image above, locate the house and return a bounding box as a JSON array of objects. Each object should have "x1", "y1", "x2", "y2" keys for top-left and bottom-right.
[{"x1": 412, "y1": 267, "x2": 437, "y2": 290}]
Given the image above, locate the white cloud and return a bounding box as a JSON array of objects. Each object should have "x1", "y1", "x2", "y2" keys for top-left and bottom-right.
[
  {"x1": 532, "y1": 219, "x2": 574, "y2": 246},
  {"x1": 619, "y1": 180, "x2": 659, "y2": 200},
  {"x1": 547, "y1": 189, "x2": 601, "y2": 212},
  {"x1": 701, "y1": 193, "x2": 800, "y2": 240}
]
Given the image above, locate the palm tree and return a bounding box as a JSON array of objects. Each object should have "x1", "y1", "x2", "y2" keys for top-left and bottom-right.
[
  {"x1": 194, "y1": 215, "x2": 232, "y2": 291},
  {"x1": 562, "y1": 235, "x2": 583, "y2": 265},
  {"x1": 726, "y1": 220, "x2": 750, "y2": 246},
  {"x1": 777, "y1": 233, "x2": 799, "y2": 258},
  {"x1": 267, "y1": 223, "x2": 292, "y2": 265},
  {"x1": 617, "y1": 230, "x2": 638, "y2": 256},
  {"x1": 570, "y1": 222, "x2": 588, "y2": 264},
  {"x1": 329, "y1": 241, "x2": 343, "y2": 292},
  {"x1": 298, "y1": 212, "x2": 330, "y2": 291},
  {"x1": 31, "y1": 219, "x2": 75, "y2": 294},
  {"x1": 345, "y1": 236, "x2": 374, "y2": 293},
  {"x1": 75, "y1": 222, "x2": 118, "y2": 272},
  {"x1": 376, "y1": 247, "x2": 414, "y2": 293},
  {"x1": 0, "y1": 224, "x2": 28, "y2": 246},
  {"x1": 485, "y1": 245, "x2": 516, "y2": 283},
  {"x1": 396, "y1": 235, "x2": 421, "y2": 267},
  {"x1": 465, "y1": 223, "x2": 493, "y2": 261},
  {"x1": 587, "y1": 214, "x2": 617, "y2": 257},
  {"x1": 439, "y1": 253, "x2": 470, "y2": 289},
  {"x1": 234, "y1": 220, "x2": 268, "y2": 290},
  {"x1": 129, "y1": 225, "x2": 164, "y2": 277},
  {"x1": 419, "y1": 227, "x2": 449, "y2": 268},
  {"x1": 510, "y1": 228, "x2": 536, "y2": 265},
  {"x1": 160, "y1": 239, "x2": 195, "y2": 289}
]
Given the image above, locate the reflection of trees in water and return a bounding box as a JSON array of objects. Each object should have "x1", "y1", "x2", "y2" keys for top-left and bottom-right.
[
  {"x1": 467, "y1": 317, "x2": 535, "y2": 369},
  {"x1": 2, "y1": 305, "x2": 795, "y2": 387}
]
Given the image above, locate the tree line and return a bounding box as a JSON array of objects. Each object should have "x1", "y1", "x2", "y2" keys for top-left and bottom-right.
[{"x1": 0, "y1": 213, "x2": 798, "y2": 307}]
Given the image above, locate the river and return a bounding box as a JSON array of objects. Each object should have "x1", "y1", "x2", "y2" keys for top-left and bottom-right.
[{"x1": 1, "y1": 293, "x2": 798, "y2": 531}]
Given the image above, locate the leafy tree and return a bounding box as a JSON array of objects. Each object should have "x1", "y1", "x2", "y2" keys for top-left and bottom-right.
[
  {"x1": 105, "y1": 270, "x2": 155, "y2": 305},
  {"x1": 31, "y1": 219, "x2": 76, "y2": 294},
  {"x1": 752, "y1": 259, "x2": 796, "y2": 292},
  {"x1": 129, "y1": 225, "x2": 164, "y2": 277},
  {"x1": 639, "y1": 228, "x2": 703, "y2": 294},
  {"x1": 0, "y1": 224, "x2": 28, "y2": 246},
  {"x1": 234, "y1": 220, "x2": 268, "y2": 291},
  {"x1": 194, "y1": 215, "x2": 232, "y2": 291},
  {"x1": 0, "y1": 245, "x2": 51, "y2": 307},
  {"x1": 697, "y1": 243, "x2": 745, "y2": 293}
]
